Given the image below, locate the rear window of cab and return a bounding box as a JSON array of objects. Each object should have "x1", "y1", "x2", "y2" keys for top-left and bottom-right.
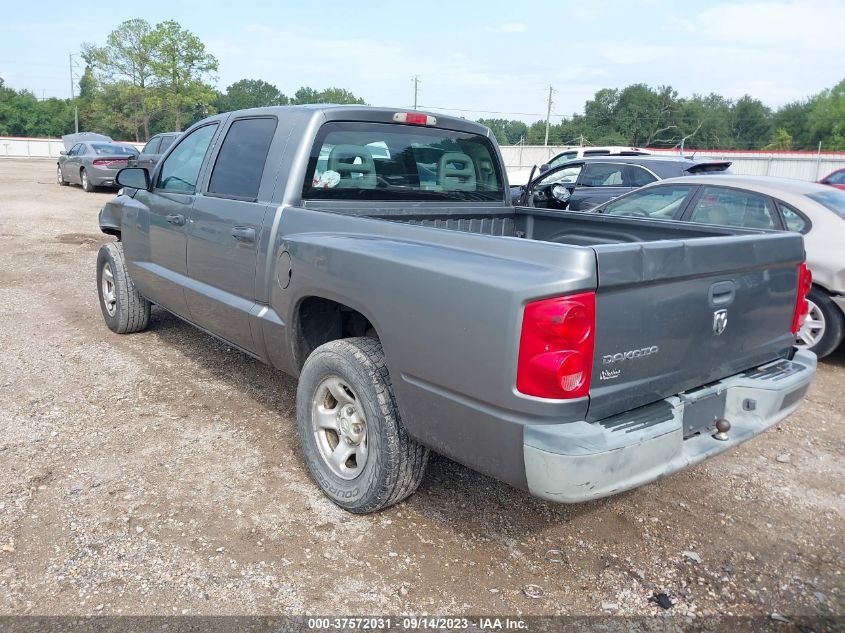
[{"x1": 303, "y1": 121, "x2": 504, "y2": 202}]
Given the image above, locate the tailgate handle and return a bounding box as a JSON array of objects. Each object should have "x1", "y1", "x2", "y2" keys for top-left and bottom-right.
[{"x1": 709, "y1": 281, "x2": 736, "y2": 307}]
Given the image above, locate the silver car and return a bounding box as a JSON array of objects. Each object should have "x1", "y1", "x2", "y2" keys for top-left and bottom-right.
[
  {"x1": 593, "y1": 174, "x2": 845, "y2": 357},
  {"x1": 57, "y1": 141, "x2": 139, "y2": 192}
]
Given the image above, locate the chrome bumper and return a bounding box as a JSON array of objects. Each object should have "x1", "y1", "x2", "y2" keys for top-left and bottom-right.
[{"x1": 523, "y1": 350, "x2": 817, "y2": 503}]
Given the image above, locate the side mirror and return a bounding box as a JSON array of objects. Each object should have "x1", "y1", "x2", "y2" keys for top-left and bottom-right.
[
  {"x1": 116, "y1": 167, "x2": 150, "y2": 190},
  {"x1": 59, "y1": 150, "x2": 67, "y2": 156},
  {"x1": 539, "y1": 163, "x2": 551, "y2": 174}
]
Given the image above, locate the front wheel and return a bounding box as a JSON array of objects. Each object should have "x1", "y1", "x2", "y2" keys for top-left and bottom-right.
[
  {"x1": 57, "y1": 165, "x2": 68, "y2": 186},
  {"x1": 796, "y1": 287, "x2": 844, "y2": 358},
  {"x1": 296, "y1": 337, "x2": 429, "y2": 513},
  {"x1": 96, "y1": 242, "x2": 150, "y2": 334}
]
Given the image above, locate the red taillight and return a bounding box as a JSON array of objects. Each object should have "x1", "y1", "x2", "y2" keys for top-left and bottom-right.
[
  {"x1": 517, "y1": 292, "x2": 595, "y2": 399},
  {"x1": 393, "y1": 112, "x2": 437, "y2": 125},
  {"x1": 791, "y1": 263, "x2": 812, "y2": 334},
  {"x1": 93, "y1": 159, "x2": 128, "y2": 167}
]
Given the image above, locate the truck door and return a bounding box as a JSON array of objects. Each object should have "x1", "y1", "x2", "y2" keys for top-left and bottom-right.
[
  {"x1": 123, "y1": 122, "x2": 220, "y2": 317},
  {"x1": 185, "y1": 116, "x2": 278, "y2": 353}
]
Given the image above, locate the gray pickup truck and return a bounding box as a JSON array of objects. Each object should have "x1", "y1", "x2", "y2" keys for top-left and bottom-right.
[{"x1": 97, "y1": 106, "x2": 816, "y2": 513}]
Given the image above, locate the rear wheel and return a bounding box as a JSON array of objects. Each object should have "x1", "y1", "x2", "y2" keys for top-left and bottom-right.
[
  {"x1": 81, "y1": 168, "x2": 94, "y2": 192},
  {"x1": 796, "y1": 287, "x2": 844, "y2": 358},
  {"x1": 296, "y1": 337, "x2": 429, "y2": 513},
  {"x1": 96, "y1": 242, "x2": 150, "y2": 334},
  {"x1": 57, "y1": 165, "x2": 68, "y2": 186}
]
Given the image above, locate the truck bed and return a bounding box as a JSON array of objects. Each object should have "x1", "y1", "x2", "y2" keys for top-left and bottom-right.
[{"x1": 372, "y1": 205, "x2": 740, "y2": 246}]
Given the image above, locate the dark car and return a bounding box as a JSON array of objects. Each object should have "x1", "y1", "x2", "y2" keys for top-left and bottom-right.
[
  {"x1": 128, "y1": 132, "x2": 180, "y2": 171},
  {"x1": 512, "y1": 156, "x2": 732, "y2": 210},
  {"x1": 57, "y1": 141, "x2": 139, "y2": 192},
  {"x1": 818, "y1": 168, "x2": 845, "y2": 191}
]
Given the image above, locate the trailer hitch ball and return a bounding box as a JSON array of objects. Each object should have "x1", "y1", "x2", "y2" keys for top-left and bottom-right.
[{"x1": 713, "y1": 418, "x2": 731, "y2": 441}]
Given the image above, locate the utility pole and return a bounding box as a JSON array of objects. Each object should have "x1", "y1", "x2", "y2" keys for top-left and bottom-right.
[
  {"x1": 412, "y1": 75, "x2": 420, "y2": 110},
  {"x1": 69, "y1": 53, "x2": 79, "y2": 133},
  {"x1": 543, "y1": 86, "x2": 555, "y2": 147}
]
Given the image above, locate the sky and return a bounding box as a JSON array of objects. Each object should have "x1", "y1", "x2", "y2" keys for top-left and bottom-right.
[{"x1": 1, "y1": 0, "x2": 844, "y2": 123}]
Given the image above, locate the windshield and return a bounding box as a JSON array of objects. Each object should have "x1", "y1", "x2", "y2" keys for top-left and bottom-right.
[
  {"x1": 806, "y1": 190, "x2": 845, "y2": 219},
  {"x1": 601, "y1": 185, "x2": 694, "y2": 219},
  {"x1": 303, "y1": 122, "x2": 504, "y2": 201},
  {"x1": 91, "y1": 143, "x2": 137, "y2": 156}
]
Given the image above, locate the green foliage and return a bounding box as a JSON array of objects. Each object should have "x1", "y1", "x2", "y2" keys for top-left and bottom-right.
[
  {"x1": 764, "y1": 127, "x2": 793, "y2": 150},
  {"x1": 291, "y1": 87, "x2": 366, "y2": 105},
  {"x1": 216, "y1": 79, "x2": 289, "y2": 112}
]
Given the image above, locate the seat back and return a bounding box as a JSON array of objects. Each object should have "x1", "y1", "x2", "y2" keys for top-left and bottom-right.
[
  {"x1": 437, "y1": 152, "x2": 476, "y2": 191},
  {"x1": 327, "y1": 145, "x2": 376, "y2": 188}
]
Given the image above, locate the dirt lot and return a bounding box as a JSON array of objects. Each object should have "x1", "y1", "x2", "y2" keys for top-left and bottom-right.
[{"x1": 0, "y1": 159, "x2": 843, "y2": 620}]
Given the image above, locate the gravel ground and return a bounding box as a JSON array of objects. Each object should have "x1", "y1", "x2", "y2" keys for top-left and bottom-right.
[{"x1": 0, "y1": 159, "x2": 843, "y2": 620}]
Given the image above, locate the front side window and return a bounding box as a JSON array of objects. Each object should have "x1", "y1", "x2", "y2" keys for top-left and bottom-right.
[
  {"x1": 688, "y1": 186, "x2": 777, "y2": 229},
  {"x1": 68, "y1": 143, "x2": 83, "y2": 156},
  {"x1": 156, "y1": 124, "x2": 218, "y2": 193},
  {"x1": 303, "y1": 122, "x2": 504, "y2": 201},
  {"x1": 601, "y1": 185, "x2": 694, "y2": 219},
  {"x1": 208, "y1": 117, "x2": 277, "y2": 199},
  {"x1": 143, "y1": 137, "x2": 161, "y2": 154},
  {"x1": 536, "y1": 164, "x2": 582, "y2": 187},
  {"x1": 579, "y1": 163, "x2": 625, "y2": 187}
]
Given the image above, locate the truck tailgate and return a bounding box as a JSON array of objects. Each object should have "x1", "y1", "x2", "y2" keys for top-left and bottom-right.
[{"x1": 587, "y1": 231, "x2": 804, "y2": 421}]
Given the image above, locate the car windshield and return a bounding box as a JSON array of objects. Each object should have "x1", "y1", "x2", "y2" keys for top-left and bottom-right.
[
  {"x1": 91, "y1": 143, "x2": 137, "y2": 156},
  {"x1": 806, "y1": 190, "x2": 845, "y2": 219},
  {"x1": 303, "y1": 121, "x2": 504, "y2": 201}
]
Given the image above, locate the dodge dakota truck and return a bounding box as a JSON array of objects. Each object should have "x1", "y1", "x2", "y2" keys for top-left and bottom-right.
[{"x1": 97, "y1": 106, "x2": 816, "y2": 513}]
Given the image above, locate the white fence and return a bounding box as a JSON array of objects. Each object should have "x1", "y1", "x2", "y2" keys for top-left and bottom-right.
[
  {"x1": 0, "y1": 136, "x2": 145, "y2": 158},
  {"x1": 3, "y1": 136, "x2": 845, "y2": 183},
  {"x1": 500, "y1": 145, "x2": 845, "y2": 182}
]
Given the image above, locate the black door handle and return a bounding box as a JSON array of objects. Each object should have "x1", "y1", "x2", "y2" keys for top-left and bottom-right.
[
  {"x1": 166, "y1": 214, "x2": 185, "y2": 226},
  {"x1": 231, "y1": 226, "x2": 256, "y2": 243}
]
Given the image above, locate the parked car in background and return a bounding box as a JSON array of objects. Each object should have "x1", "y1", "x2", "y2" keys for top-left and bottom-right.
[
  {"x1": 592, "y1": 174, "x2": 845, "y2": 357},
  {"x1": 128, "y1": 132, "x2": 180, "y2": 171},
  {"x1": 508, "y1": 146, "x2": 650, "y2": 186},
  {"x1": 57, "y1": 141, "x2": 139, "y2": 192},
  {"x1": 513, "y1": 156, "x2": 732, "y2": 210},
  {"x1": 818, "y1": 168, "x2": 845, "y2": 191}
]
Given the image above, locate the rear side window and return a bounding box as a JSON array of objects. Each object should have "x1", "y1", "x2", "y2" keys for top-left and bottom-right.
[
  {"x1": 303, "y1": 121, "x2": 504, "y2": 201},
  {"x1": 159, "y1": 135, "x2": 176, "y2": 153},
  {"x1": 688, "y1": 186, "x2": 777, "y2": 229},
  {"x1": 579, "y1": 163, "x2": 624, "y2": 187},
  {"x1": 143, "y1": 137, "x2": 161, "y2": 154},
  {"x1": 208, "y1": 117, "x2": 277, "y2": 199},
  {"x1": 601, "y1": 185, "x2": 694, "y2": 219},
  {"x1": 777, "y1": 201, "x2": 810, "y2": 233},
  {"x1": 626, "y1": 165, "x2": 658, "y2": 187}
]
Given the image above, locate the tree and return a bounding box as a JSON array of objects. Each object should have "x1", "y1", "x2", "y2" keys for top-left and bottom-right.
[
  {"x1": 730, "y1": 96, "x2": 773, "y2": 150},
  {"x1": 292, "y1": 86, "x2": 366, "y2": 105},
  {"x1": 763, "y1": 127, "x2": 793, "y2": 150},
  {"x1": 83, "y1": 19, "x2": 159, "y2": 140},
  {"x1": 216, "y1": 79, "x2": 288, "y2": 112},
  {"x1": 807, "y1": 79, "x2": 845, "y2": 151},
  {"x1": 148, "y1": 20, "x2": 218, "y2": 131}
]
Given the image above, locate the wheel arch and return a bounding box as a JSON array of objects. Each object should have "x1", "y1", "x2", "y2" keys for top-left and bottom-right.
[{"x1": 292, "y1": 295, "x2": 381, "y2": 370}]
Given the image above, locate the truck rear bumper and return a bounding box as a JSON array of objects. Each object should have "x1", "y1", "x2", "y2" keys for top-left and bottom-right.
[{"x1": 523, "y1": 350, "x2": 816, "y2": 503}]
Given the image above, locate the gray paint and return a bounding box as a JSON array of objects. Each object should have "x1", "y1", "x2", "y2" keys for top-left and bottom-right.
[{"x1": 99, "y1": 105, "x2": 814, "y2": 494}]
